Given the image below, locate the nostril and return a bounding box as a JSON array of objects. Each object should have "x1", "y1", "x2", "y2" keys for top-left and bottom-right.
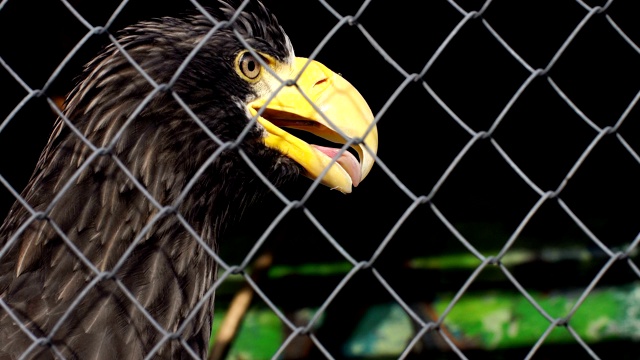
[{"x1": 314, "y1": 78, "x2": 328, "y2": 88}]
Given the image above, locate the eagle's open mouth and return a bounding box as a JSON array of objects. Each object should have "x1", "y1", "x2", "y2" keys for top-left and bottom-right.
[
  {"x1": 248, "y1": 57, "x2": 377, "y2": 193},
  {"x1": 267, "y1": 118, "x2": 363, "y2": 187}
]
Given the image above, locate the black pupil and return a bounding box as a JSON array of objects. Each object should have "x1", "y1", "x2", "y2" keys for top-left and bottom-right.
[{"x1": 246, "y1": 60, "x2": 255, "y2": 72}]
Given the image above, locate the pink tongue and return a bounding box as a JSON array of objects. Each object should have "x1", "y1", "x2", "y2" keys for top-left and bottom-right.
[{"x1": 312, "y1": 145, "x2": 362, "y2": 187}]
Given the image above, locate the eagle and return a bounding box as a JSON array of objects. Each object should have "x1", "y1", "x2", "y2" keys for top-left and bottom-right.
[{"x1": 0, "y1": 1, "x2": 378, "y2": 359}]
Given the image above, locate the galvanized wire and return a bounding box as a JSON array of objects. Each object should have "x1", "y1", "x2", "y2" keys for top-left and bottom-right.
[{"x1": 0, "y1": 0, "x2": 638, "y2": 359}]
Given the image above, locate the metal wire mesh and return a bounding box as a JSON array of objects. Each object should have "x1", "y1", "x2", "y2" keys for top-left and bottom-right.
[{"x1": 1, "y1": 0, "x2": 640, "y2": 359}]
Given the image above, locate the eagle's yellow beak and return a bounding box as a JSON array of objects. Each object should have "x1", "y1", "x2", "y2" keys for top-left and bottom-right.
[{"x1": 249, "y1": 57, "x2": 378, "y2": 193}]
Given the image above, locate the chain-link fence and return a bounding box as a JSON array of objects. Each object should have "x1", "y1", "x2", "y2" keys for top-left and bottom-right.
[{"x1": 1, "y1": 0, "x2": 639, "y2": 359}]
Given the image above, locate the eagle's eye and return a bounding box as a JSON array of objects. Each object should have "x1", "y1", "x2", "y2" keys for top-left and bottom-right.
[{"x1": 237, "y1": 51, "x2": 262, "y2": 81}]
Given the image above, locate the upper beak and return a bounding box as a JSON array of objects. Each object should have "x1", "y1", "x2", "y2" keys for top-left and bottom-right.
[{"x1": 248, "y1": 57, "x2": 378, "y2": 194}]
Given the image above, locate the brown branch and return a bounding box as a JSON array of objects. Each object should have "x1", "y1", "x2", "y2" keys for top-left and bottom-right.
[{"x1": 208, "y1": 251, "x2": 274, "y2": 360}]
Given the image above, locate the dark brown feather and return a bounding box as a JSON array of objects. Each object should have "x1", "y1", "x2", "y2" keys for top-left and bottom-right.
[{"x1": 0, "y1": 1, "x2": 299, "y2": 359}]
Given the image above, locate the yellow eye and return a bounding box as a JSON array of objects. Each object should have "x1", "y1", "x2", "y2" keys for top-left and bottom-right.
[{"x1": 238, "y1": 52, "x2": 261, "y2": 80}]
